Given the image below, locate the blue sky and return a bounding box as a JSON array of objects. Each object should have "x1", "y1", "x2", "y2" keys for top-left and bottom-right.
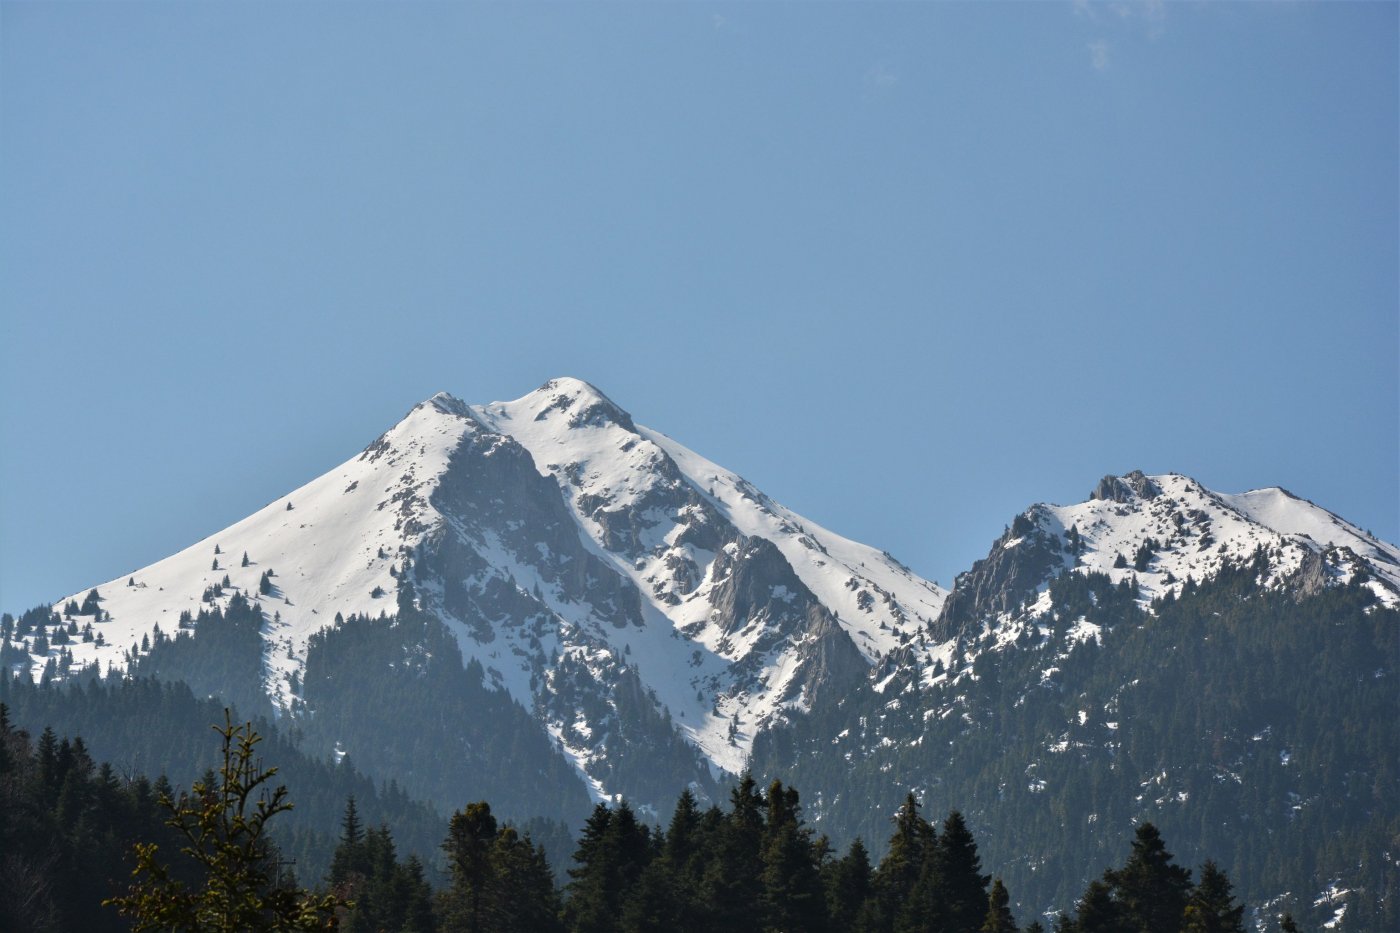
[{"x1": 2, "y1": 1, "x2": 1396, "y2": 611}]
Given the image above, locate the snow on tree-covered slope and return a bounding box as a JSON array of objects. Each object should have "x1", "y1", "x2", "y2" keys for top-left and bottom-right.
[
  {"x1": 933, "y1": 470, "x2": 1400, "y2": 653},
  {"x1": 35, "y1": 393, "x2": 482, "y2": 706},
  {"x1": 1047, "y1": 472, "x2": 1400, "y2": 605},
  {"x1": 24, "y1": 388, "x2": 1396, "y2": 806},
  {"x1": 26, "y1": 379, "x2": 944, "y2": 797}
]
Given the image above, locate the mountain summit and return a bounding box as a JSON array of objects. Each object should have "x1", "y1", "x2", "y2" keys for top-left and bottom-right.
[
  {"x1": 11, "y1": 382, "x2": 1398, "y2": 925},
  {"x1": 19, "y1": 383, "x2": 1398, "y2": 816},
  {"x1": 33, "y1": 380, "x2": 944, "y2": 797}
]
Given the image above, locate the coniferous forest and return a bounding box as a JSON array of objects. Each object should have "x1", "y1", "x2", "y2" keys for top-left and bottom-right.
[
  {"x1": 0, "y1": 701, "x2": 1270, "y2": 933},
  {"x1": 2, "y1": 562, "x2": 1394, "y2": 929}
]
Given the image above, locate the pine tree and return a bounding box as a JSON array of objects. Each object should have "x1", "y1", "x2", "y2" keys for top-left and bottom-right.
[
  {"x1": 934, "y1": 810, "x2": 991, "y2": 932},
  {"x1": 981, "y1": 878, "x2": 1017, "y2": 933},
  {"x1": 759, "y1": 781, "x2": 826, "y2": 933},
  {"x1": 487, "y1": 827, "x2": 563, "y2": 933},
  {"x1": 825, "y1": 838, "x2": 873, "y2": 932},
  {"x1": 1105, "y1": 823, "x2": 1192, "y2": 933},
  {"x1": 329, "y1": 796, "x2": 367, "y2": 886},
  {"x1": 241, "y1": 551, "x2": 250, "y2": 567},
  {"x1": 699, "y1": 775, "x2": 767, "y2": 933},
  {"x1": 103, "y1": 711, "x2": 343, "y2": 931},
  {"x1": 440, "y1": 801, "x2": 499, "y2": 933},
  {"x1": 874, "y1": 793, "x2": 934, "y2": 933},
  {"x1": 1182, "y1": 861, "x2": 1245, "y2": 933},
  {"x1": 567, "y1": 801, "x2": 652, "y2": 933},
  {"x1": 1074, "y1": 879, "x2": 1127, "y2": 933}
]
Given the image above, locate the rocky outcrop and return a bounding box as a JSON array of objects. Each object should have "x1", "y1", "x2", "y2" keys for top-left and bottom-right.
[
  {"x1": 931, "y1": 506, "x2": 1068, "y2": 641},
  {"x1": 786, "y1": 605, "x2": 869, "y2": 707},
  {"x1": 1090, "y1": 470, "x2": 1163, "y2": 503},
  {"x1": 429, "y1": 427, "x2": 644, "y2": 628}
]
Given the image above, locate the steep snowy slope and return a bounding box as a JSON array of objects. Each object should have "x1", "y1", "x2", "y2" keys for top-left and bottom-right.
[
  {"x1": 25, "y1": 379, "x2": 946, "y2": 799},
  {"x1": 933, "y1": 469, "x2": 1400, "y2": 652},
  {"x1": 472, "y1": 378, "x2": 944, "y2": 660},
  {"x1": 468, "y1": 378, "x2": 945, "y2": 771},
  {"x1": 35, "y1": 394, "x2": 481, "y2": 707}
]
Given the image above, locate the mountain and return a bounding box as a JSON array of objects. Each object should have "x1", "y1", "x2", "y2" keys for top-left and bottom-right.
[
  {"x1": 933, "y1": 469, "x2": 1398, "y2": 642},
  {"x1": 5, "y1": 382, "x2": 1396, "y2": 926},
  {"x1": 12, "y1": 378, "x2": 944, "y2": 815},
  {"x1": 750, "y1": 472, "x2": 1399, "y2": 928}
]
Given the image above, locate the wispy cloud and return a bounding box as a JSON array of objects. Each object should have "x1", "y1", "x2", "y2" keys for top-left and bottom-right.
[
  {"x1": 1073, "y1": 0, "x2": 1167, "y2": 70},
  {"x1": 1088, "y1": 40, "x2": 1111, "y2": 71},
  {"x1": 864, "y1": 62, "x2": 898, "y2": 90}
]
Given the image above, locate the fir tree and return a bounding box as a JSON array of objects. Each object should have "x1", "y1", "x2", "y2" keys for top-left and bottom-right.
[
  {"x1": 980, "y1": 877, "x2": 1017, "y2": 933},
  {"x1": 1105, "y1": 823, "x2": 1192, "y2": 933},
  {"x1": 440, "y1": 801, "x2": 499, "y2": 933},
  {"x1": 103, "y1": 711, "x2": 343, "y2": 932},
  {"x1": 1073, "y1": 879, "x2": 1126, "y2": 933},
  {"x1": 759, "y1": 781, "x2": 826, "y2": 933},
  {"x1": 1182, "y1": 861, "x2": 1245, "y2": 933},
  {"x1": 329, "y1": 796, "x2": 367, "y2": 886},
  {"x1": 874, "y1": 793, "x2": 934, "y2": 933},
  {"x1": 486, "y1": 827, "x2": 563, "y2": 933},
  {"x1": 825, "y1": 838, "x2": 873, "y2": 932}
]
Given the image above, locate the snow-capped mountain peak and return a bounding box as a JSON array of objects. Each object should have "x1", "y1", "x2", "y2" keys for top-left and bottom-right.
[
  {"x1": 934, "y1": 471, "x2": 1399, "y2": 649},
  {"x1": 28, "y1": 380, "x2": 945, "y2": 799}
]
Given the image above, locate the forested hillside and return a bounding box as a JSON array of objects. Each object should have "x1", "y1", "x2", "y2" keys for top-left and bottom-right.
[
  {"x1": 753, "y1": 560, "x2": 1398, "y2": 929},
  {"x1": 1, "y1": 705, "x2": 1271, "y2": 933}
]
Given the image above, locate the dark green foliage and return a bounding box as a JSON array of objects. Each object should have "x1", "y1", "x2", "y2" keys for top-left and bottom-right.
[
  {"x1": 902, "y1": 810, "x2": 989, "y2": 933},
  {"x1": 0, "y1": 716, "x2": 1250, "y2": 933},
  {"x1": 981, "y1": 878, "x2": 1016, "y2": 933},
  {"x1": 329, "y1": 815, "x2": 436, "y2": 933},
  {"x1": 871, "y1": 793, "x2": 934, "y2": 932},
  {"x1": 759, "y1": 781, "x2": 826, "y2": 933},
  {"x1": 1181, "y1": 861, "x2": 1245, "y2": 933},
  {"x1": 825, "y1": 837, "x2": 873, "y2": 933},
  {"x1": 750, "y1": 565, "x2": 1399, "y2": 927},
  {"x1": 439, "y1": 802, "x2": 499, "y2": 932},
  {"x1": 439, "y1": 800, "x2": 561, "y2": 933},
  {"x1": 0, "y1": 704, "x2": 197, "y2": 932},
  {"x1": 296, "y1": 588, "x2": 590, "y2": 824},
  {"x1": 1104, "y1": 823, "x2": 1191, "y2": 933},
  {"x1": 0, "y1": 676, "x2": 444, "y2": 885},
  {"x1": 564, "y1": 802, "x2": 652, "y2": 933},
  {"x1": 104, "y1": 713, "x2": 344, "y2": 932},
  {"x1": 133, "y1": 593, "x2": 273, "y2": 720},
  {"x1": 1072, "y1": 879, "x2": 1125, "y2": 933}
]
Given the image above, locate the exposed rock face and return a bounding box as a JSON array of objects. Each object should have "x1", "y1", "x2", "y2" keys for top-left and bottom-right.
[
  {"x1": 931, "y1": 506, "x2": 1068, "y2": 642},
  {"x1": 786, "y1": 606, "x2": 869, "y2": 708},
  {"x1": 1293, "y1": 548, "x2": 1330, "y2": 599},
  {"x1": 1090, "y1": 470, "x2": 1162, "y2": 503},
  {"x1": 429, "y1": 427, "x2": 645, "y2": 628},
  {"x1": 709, "y1": 536, "x2": 810, "y2": 639}
]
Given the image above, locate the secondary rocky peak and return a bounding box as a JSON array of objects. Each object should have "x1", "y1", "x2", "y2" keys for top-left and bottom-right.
[
  {"x1": 525, "y1": 377, "x2": 637, "y2": 432},
  {"x1": 1090, "y1": 470, "x2": 1162, "y2": 503},
  {"x1": 426, "y1": 391, "x2": 473, "y2": 419}
]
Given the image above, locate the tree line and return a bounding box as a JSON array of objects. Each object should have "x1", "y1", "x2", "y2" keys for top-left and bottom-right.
[{"x1": 0, "y1": 703, "x2": 1281, "y2": 933}]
